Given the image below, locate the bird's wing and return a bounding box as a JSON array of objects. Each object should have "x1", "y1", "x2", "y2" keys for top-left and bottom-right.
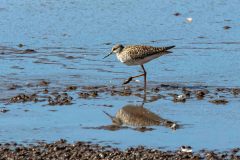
[{"x1": 123, "y1": 45, "x2": 171, "y2": 60}]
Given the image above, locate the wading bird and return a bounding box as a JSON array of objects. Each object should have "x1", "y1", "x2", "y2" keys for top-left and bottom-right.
[{"x1": 103, "y1": 44, "x2": 175, "y2": 88}]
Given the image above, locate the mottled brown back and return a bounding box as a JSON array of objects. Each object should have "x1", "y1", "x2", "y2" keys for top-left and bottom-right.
[{"x1": 121, "y1": 45, "x2": 174, "y2": 60}]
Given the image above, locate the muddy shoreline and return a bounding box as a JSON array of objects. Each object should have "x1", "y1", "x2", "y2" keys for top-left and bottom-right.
[
  {"x1": 1, "y1": 140, "x2": 240, "y2": 160},
  {"x1": 1, "y1": 81, "x2": 240, "y2": 151},
  {"x1": 2, "y1": 80, "x2": 240, "y2": 105}
]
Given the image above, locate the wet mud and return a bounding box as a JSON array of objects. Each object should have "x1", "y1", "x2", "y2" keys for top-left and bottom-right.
[
  {"x1": 48, "y1": 93, "x2": 73, "y2": 106},
  {"x1": 0, "y1": 140, "x2": 240, "y2": 160},
  {"x1": 9, "y1": 93, "x2": 38, "y2": 103},
  {"x1": 4, "y1": 82, "x2": 240, "y2": 106}
]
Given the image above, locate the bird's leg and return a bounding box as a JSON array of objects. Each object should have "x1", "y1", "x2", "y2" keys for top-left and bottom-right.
[
  {"x1": 141, "y1": 65, "x2": 147, "y2": 90},
  {"x1": 123, "y1": 73, "x2": 145, "y2": 85},
  {"x1": 123, "y1": 65, "x2": 147, "y2": 86}
]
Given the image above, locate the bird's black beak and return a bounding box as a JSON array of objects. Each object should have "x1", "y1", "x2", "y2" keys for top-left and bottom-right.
[
  {"x1": 103, "y1": 52, "x2": 113, "y2": 59},
  {"x1": 103, "y1": 111, "x2": 114, "y2": 121}
]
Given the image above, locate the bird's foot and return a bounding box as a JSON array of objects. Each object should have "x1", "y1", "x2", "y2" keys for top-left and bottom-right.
[{"x1": 123, "y1": 77, "x2": 133, "y2": 85}]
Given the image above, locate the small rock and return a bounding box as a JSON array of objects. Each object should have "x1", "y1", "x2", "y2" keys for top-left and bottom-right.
[
  {"x1": 180, "y1": 146, "x2": 192, "y2": 153},
  {"x1": 43, "y1": 89, "x2": 49, "y2": 94},
  {"x1": 79, "y1": 92, "x2": 90, "y2": 98},
  {"x1": 182, "y1": 88, "x2": 191, "y2": 97},
  {"x1": 209, "y1": 99, "x2": 228, "y2": 105},
  {"x1": 152, "y1": 87, "x2": 160, "y2": 93},
  {"x1": 174, "y1": 12, "x2": 181, "y2": 16},
  {"x1": 65, "y1": 85, "x2": 77, "y2": 91},
  {"x1": 18, "y1": 43, "x2": 24, "y2": 48},
  {"x1": 173, "y1": 94, "x2": 186, "y2": 102},
  {"x1": 223, "y1": 26, "x2": 231, "y2": 30},
  {"x1": 18, "y1": 49, "x2": 37, "y2": 54},
  {"x1": 8, "y1": 84, "x2": 20, "y2": 90},
  {"x1": 39, "y1": 80, "x2": 50, "y2": 86},
  {"x1": 90, "y1": 91, "x2": 98, "y2": 97},
  {"x1": 0, "y1": 109, "x2": 9, "y2": 113},
  {"x1": 195, "y1": 90, "x2": 209, "y2": 99},
  {"x1": 103, "y1": 42, "x2": 112, "y2": 45},
  {"x1": 231, "y1": 88, "x2": 240, "y2": 95},
  {"x1": 99, "y1": 153, "x2": 105, "y2": 158}
]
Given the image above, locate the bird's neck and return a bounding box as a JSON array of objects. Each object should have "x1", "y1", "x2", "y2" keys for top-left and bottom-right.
[{"x1": 116, "y1": 49, "x2": 124, "y2": 56}]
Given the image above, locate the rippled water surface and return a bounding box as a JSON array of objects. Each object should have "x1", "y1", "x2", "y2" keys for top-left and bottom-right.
[{"x1": 1, "y1": 0, "x2": 240, "y2": 151}]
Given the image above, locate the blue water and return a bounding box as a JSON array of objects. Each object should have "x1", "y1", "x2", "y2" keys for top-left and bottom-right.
[{"x1": 1, "y1": 0, "x2": 240, "y2": 151}]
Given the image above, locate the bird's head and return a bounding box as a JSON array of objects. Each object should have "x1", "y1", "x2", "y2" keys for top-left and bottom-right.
[
  {"x1": 103, "y1": 44, "x2": 124, "y2": 59},
  {"x1": 103, "y1": 111, "x2": 123, "y2": 126}
]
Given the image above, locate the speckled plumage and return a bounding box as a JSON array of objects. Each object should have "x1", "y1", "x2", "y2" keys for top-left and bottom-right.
[{"x1": 115, "y1": 45, "x2": 175, "y2": 65}]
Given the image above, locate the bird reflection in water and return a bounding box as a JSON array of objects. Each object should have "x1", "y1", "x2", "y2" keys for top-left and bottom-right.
[{"x1": 102, "y1": 104, "x2": 179, "y2": 132}]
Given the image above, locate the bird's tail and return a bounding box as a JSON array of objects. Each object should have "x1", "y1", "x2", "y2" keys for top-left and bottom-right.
[
  {"x1": 162, "y1": 45, "x2": 175, "y2": 51},
  {"x1": 156, "y1": 45, "x2": 175, "y2": 55}
]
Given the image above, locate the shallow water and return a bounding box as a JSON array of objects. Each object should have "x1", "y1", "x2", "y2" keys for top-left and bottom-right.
[{"x1": 1, "y1": 0, "x2": 240, "y2": 151}]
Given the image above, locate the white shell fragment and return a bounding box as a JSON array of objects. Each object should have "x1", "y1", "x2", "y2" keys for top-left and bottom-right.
[
  {"x1": 186, "y1": 17, "x2": 193, "y2": 23},
  {"x1": 180, "y1": 146, "x2": 192, "y2": 153}
]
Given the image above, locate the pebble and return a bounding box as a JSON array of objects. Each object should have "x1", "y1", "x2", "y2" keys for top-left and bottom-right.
[
  {"x1": 173, "y1": 94, "x2": 187, "y2": 102},
  {"x1": 186, "y1": 17, "x2": 193, "y2": 23},
  {"x1": 223, "y1": 26, "x2": 231, "y2": 30},
  {"x1": 209, "y1": 99, "x2": 228, "y2": 105},
  {"x1": 174, "y1": 12, "x2": 181, "y2": 16}
]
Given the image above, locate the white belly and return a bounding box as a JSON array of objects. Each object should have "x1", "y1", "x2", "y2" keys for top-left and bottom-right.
[{"x1": 121, "y1": 54, "x2": 162, "y2": 66}]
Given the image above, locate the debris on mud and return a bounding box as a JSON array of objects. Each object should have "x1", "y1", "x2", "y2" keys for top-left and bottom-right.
[
  {"x1": 0, "y1": 108, "x2": 9, "y2": 113},
  {"x1": 3, "y1": 83, "x2": 240, "y2": 107},
  {"x1": 182, "y1": 88, "x2": 193, "y2": 98},
  {"x1": 173, "y1": 94, "x2": 187, "y2": 103},
  {"x1": 48, "y1": 93, "x2": 72, "y2": 105},
  {"x1": 10, "y1": 93, "x2": 38, "y2": 103},
  {"x1": 18, "y1": 43, "x2": 24, "y2": 48},
  {"x1": 173, "y1": 12, "x2": 181, "y2": 16},
  {"x1": 102, "y1": 104, "x2": 113, "y2": 108},
  {"x1": 223, "y1": 26, "x2": 231, "y2": 30},
  {"x1": 209, "y1": 99, "x2": 228, "y2": 105},
  {"x1": 64, "y1": 85, "x2": 78, "y2": 91},
  {"x1": 148, "y1": 94, "x2": 165, "y2": 102},
  {"x1": 82, "y1": 85, "x2": 108, "y2": 91},
  {"x1": 7, "y1": 84, "x2": 21, "y2": 90},
  {"x1": 111, "y1": 87, "x2": 132, "y2": 96},
  {"x1": 42, "y1": 89, "x2": 49, "y2": 94},
  {"x1": 216, "y1": 87, "x2": 240, "y2": 96},
  {"x1": 231, "y1": 88, "x2": 240, "y2": 95},
  {"x1": 79, "y1": 91, "x2": 98, "y2": 99},
  {"x1": 48, "y1": 109, "x2": 58, "y2": 112},
  {"x1": 195, "y1": 89, "x2": 209, "y2": 99},
  {"x1": 103, "y1": 42, "x2": 112, "y2": 45},
  {"x1": 17, "y1": 49, "x2": 37, "y2": 54},
  {"x1": 38, "y1": 80, "x2": 50, "y2": 86},
  {"x1": 151, "y1": 87, "x2": 160, "y2": 93}
]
